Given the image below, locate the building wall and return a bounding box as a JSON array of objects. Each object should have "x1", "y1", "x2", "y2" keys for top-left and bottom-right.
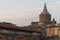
[
  {"x1": 46, "y1": 28, "x2": 55, "y2": 37},
  {"x1": 0, "y1": 27, "x2": 41, "y2": 40},
  {"x1": 0, "y1": 33, "x2": 41, "y2": 40}
]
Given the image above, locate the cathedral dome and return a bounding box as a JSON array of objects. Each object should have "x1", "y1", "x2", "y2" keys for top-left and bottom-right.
[
  {"x1": 40, "y1": 10, "x2": 51, "y2": 16},
  {"x1": 39, "y1": 3, "x2": 51, "y2": 24},
  {"x1": 39, "y1": 3, "x2": 51, "y2": 16}
]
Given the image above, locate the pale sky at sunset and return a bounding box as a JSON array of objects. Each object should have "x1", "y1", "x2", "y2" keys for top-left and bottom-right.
[{"x1": 0, "y1": 0, "x2": 60, "y2": 26}]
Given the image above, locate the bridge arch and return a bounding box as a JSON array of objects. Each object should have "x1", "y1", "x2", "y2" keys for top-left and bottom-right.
[
  {"x1": 31, "y1": 36, "x2": 39, "y2": 40},
  {"x1": 0, "y1": 34, "x2": 6, "y2": 40},
  {"x1": 15, "y1": 35, "x2": 26, "y2": 40}
]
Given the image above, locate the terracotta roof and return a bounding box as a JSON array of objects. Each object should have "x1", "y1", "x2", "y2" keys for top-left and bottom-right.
[
  {"x1": 0, "y1": 22, "x2": 40, "y2": 33},
  {"x1": 46, "y1": 24, "x2": 60, "y2": 28}
]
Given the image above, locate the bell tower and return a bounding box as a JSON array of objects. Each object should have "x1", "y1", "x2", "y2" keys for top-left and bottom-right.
[{"x1": 39, "y1": 3, "x2": 51, "y2": 24}]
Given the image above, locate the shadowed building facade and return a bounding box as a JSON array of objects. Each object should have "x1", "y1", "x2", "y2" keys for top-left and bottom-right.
[{"x1": 0, "y1": 22, "x2": 41, "y2": 40}]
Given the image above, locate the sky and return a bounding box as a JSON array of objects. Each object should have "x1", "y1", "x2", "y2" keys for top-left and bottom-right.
[{"x1": 0, "y1": 0, "x2": 60, "y2": 26}]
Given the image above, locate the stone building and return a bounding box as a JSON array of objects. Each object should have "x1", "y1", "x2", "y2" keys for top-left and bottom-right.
[
  {"x1": 31, "y1": 3, "x2": 60, "y2": 37},
  {"x1": 0, "y1": 2, "x2": 60, "y2": 40},
  {"x1": 0, "y1": 22, "x2": 41, "y2": 40}
]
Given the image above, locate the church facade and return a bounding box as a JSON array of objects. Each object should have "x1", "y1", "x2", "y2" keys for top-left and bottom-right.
[
  {"x1": 0, "y1": 3, "x2": 60, "y2": 40},
  {"x1": 31, "y1": 3, "x2": 60, "y2": 37}
]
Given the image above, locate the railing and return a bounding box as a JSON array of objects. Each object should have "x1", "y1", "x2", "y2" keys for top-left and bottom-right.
[{"x1": 0, "y1": 29, "x2": 40, "y2": 36}]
